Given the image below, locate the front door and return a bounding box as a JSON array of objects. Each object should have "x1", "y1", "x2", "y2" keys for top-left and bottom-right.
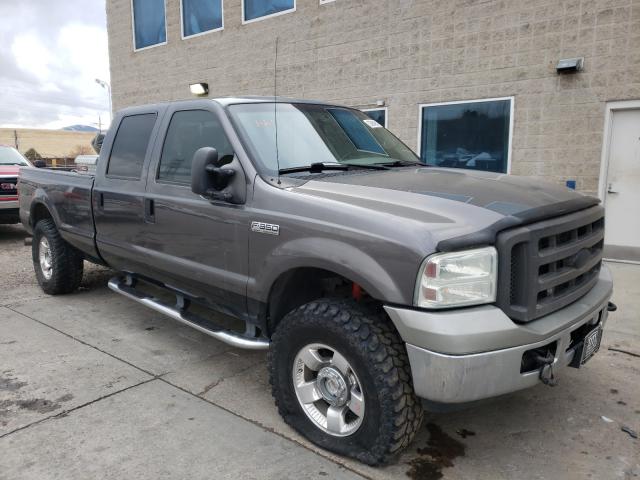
[
  {"x1": 141, "y1": 106, "x2": 250, "y2": 318},
  {"x1": 603, "y1": 107, "x2": 640, "y2": 262}
]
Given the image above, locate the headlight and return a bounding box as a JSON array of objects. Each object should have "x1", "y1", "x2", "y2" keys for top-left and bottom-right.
[{"x1": 414, "y1": 247, "x2": 498, "y2": 308}]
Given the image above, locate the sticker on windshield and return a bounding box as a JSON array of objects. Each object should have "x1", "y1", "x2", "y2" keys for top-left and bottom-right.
[{"x1": 363, "y1": 119, "x2": 382, "y2": 129}]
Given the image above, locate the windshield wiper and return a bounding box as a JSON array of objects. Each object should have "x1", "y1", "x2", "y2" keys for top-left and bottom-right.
[
  {"x1": 380, "y1": 160, "x2": 422, "y2": 167},
  {"x1": 278, "y1": 161, "x2": 395, "y2": 175},
  {"x1": 341, "y1": 162, "x2": 389, "y2": 170},
  {"x1": 278, "y1": 162, "x2": 349, "y2": 175}
]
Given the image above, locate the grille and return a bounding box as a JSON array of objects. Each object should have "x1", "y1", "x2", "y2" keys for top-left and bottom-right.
[
  {"x1": 0, "y1": 177, "x2": 18, "y2": 197},
  {"x1": 496, "y1": 206, "x2": 604, "y2": 322}
]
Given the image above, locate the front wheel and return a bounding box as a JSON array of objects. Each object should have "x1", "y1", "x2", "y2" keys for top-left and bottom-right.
[
  {"x1": 32, "y1": 219, "x2": 84, "y2": 295},
  {"x1": 268, "y1": 299, "x2": 423, "y2": 465}
]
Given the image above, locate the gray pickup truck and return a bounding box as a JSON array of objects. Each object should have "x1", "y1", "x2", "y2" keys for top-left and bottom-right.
[{"x1": 19, "y1": 97, "x2": 615, "y2": 465}]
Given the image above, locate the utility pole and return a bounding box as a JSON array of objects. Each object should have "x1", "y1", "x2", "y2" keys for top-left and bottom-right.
[{"x1": 13, "y1": 129, "x2": 18, "y2": 150}]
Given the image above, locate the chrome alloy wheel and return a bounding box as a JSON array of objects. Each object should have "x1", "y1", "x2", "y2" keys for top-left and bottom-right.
[
  {"x1": 39, "y1": 237, "x2": 53, "y2": 280},
  {"x1": 292, "y1": 343, "x2": 365, "y2": 437}
]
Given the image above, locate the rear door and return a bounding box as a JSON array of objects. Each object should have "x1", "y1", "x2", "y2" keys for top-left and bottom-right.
[
  {"x1": 141, "y1": 103, "x2": 250, "y2": 318},
  {"x1": 94, "y1": 108, "x2": 164, "y2": 274}
]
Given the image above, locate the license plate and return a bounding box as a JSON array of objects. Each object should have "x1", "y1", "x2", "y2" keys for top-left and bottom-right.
[{"x1": 580, "y1": 326, "x2": 602, "y2": 365}]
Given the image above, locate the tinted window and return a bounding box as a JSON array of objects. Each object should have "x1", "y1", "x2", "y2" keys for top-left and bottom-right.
[
  {"x1": 107, "y1": 114, "x2": 157, "y2": 179},
  {"x1": 182, "y1": 0, "x2": 223, "y2": 36},
  {"x1": 420, "y1": 99, "x2": 511, "y2": 174},
  {"x1": 158, "y1": 110, "x2": 233, "y2": 185},
  {"x1": 133, "y1": 0, "x2": 167, "y2": 50},
  {"x1": 363, "y1": 109, "x2": 387, "y2": 128},
  {"x1": 244, "y1": 0, "x2": 294, "y2": 22}
]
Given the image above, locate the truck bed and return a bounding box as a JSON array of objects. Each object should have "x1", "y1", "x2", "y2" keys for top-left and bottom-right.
[{"x1": 19, "y1": 168, "x2": 99, "y2": 260}]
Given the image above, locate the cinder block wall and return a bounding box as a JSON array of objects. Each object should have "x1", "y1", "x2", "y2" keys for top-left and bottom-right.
[{"x1": 106, "y1": 0, "x2": 640, "y2": 194}]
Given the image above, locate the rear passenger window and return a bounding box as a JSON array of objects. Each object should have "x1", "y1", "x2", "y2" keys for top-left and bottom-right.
[
  {"x1": 158, "y1": 110, "x2": 233, "y2": 185},
  {"x1": 107, "y1": 114, "x2": 157, "y2": 179}
]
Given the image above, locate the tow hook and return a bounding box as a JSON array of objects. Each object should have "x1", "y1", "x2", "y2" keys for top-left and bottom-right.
[
  {"x1": 537, "y1": 352, "x2": 558, "y2": 387},
  {"x1": 607, "y1": 301, "x2": 617, "y2": 312}
]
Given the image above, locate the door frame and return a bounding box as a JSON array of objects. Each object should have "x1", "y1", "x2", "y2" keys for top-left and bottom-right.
[
  {"x1": 598, "y1": 100, "x2": 640, "y2": 201},
  {"x1": 598, "y1": 99, "x2": 640, "y2": 264}
]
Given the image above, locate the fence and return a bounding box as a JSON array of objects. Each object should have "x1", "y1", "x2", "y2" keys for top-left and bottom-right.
[{"x1": 34, "y1": 157, "x2": 77, "y2": 171}]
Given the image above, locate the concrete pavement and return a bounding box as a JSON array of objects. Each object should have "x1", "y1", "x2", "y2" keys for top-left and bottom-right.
[{"x1": 1, "y1": 224, "x2": 638, "y2": 479}]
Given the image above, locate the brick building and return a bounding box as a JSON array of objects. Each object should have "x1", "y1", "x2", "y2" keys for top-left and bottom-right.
[{"x1": 105, "y1": 0, "x2": 640, "y2": 257}]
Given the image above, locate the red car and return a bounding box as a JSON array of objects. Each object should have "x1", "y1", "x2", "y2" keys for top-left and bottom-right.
[{"x1": 0, "y1": 145, "x2": 33, "y2": 224}]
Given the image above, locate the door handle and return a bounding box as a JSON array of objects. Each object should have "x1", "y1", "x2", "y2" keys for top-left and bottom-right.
[
  {"x1": 144, "y1": 198, "x2": 155, "y2": 223},
  {"x1": 607, "y1": 183, "x2": 619, "y2": 194}
]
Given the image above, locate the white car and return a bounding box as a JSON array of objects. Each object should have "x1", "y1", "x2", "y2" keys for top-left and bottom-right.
[{"x1": 74, "y1": 154, "x2": 99, "y2": 175}]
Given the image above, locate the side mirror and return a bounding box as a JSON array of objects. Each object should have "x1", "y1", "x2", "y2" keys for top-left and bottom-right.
[
  {"x1": 33, "y1": 160, "x2": 46, "y2": 168},
  {"x1": 191, "y1": 147, "x2": 246, "y2": 204}
]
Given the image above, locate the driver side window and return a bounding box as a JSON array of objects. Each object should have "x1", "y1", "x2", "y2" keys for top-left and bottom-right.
[{"x1": 158, "y1": 110, "x2": 233, "y2": 185}]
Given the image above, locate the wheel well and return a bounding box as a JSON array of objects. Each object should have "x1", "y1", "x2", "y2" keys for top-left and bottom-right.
[
  {"x1": 31, "y1": 203, "x2": 53, "y2": 227},
  {"x1": 266, "y1": 267, "x2": 382, "y2": 336}
]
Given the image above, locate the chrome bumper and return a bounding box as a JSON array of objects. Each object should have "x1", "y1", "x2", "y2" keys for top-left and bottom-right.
[
  {"x1": 0, "y1": 199, "x2": 19, "y2": 210},
  {"x1": 385, "y1": 266, "x2": 613, "y2": 403}
]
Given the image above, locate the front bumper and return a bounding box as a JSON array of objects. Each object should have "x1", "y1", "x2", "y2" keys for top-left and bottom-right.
[
  {"x1": 0, "y1": 199, "x2": 18, "y2": 210},
  {"x1": 0, "y1": 200, "x2": 19, "y2": 224},
  {"x1": 384, "y1": 266, "x2": 613, "y2": 403}
]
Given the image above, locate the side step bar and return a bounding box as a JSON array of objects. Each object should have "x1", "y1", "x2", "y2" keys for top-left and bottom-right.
[{"x1": 108, "y1": 277, "x2": 270, "y2": 351}]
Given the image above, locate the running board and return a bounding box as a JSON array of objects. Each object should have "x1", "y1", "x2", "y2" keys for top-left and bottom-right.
[{"x1": 108, "y1": 277, "x2": 270, "y2": 351}]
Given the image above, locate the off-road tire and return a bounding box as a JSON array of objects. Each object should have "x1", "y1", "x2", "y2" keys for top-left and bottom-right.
[
  {"x1": 269, "y1": 298, "x2": 423, "y2": 465},
  {"x1": 32, "y1": 219, "x2": 84, "y2": 295}
]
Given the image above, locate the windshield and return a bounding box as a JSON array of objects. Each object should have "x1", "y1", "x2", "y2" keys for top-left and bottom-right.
[
  {"x1": 0, "y1": 146, "x2": 30, "y2": 166},
  {"x1": 228, "y1": 103, "x2": 420, "y2": 176}
]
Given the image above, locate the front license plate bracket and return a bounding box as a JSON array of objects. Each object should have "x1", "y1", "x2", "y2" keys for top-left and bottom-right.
[{"x1": 569, "y1": 324, "x2": 602, "y2": 368}]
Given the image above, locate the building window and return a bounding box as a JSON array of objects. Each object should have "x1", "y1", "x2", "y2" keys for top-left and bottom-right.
[
  {"x1": 107, "y1": 114, "x2": 157, "y2": 179},
  {"x1": 419, "y1": 98, "x2": 513, "y2": 174},
  {"x1": 132, "y1": 0, "x2": 167, "y2": 51},
  {"x1": 182, "y1": 0, "x2": 223, "y2": 38},
  {"x1": 158, "y1": 110, "x2": 234, "y2": 185},
  {"x1": 362, "y1": 108, "x2": 387, "y2": 128},
  {"x1": 243, "y1": 0, "x2": 295, "y2": 23}
]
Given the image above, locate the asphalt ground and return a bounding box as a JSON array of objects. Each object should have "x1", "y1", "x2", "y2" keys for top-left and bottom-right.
[{"x1": 1, "y1": 223, "x2": 638, "y2": 479}]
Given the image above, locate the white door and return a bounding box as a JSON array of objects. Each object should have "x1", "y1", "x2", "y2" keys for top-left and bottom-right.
[{"x1": 603, "y1": 108, "x2": 640, "y2": 262}]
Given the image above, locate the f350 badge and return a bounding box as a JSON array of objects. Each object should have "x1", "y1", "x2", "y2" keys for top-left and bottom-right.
[{"x1": 251, "y1": 221, "x2": 280, "y2": 236}]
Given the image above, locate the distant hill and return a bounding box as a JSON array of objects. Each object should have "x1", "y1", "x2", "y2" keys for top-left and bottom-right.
[{"x1": 62, "y1": 125, "x2": 99, "y2": 132}]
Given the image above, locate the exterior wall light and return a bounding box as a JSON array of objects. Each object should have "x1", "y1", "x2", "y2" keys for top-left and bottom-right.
[
  {"x1": 190, "y1": 82, "x2": 209, "y2": 96},
  {"x1": 556, "y1": 57, "x2": 584, "y2": 73}
]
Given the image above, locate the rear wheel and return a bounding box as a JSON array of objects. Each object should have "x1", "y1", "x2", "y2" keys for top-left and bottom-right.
[
  {"x1": 269, "y1": 299, "x2": 423, "y2": 465},
  {"x1": 32, "y1": 219, "x2": 84, "y2": 294}
]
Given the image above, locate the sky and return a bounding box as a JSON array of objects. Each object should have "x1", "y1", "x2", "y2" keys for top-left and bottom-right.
[{"x1": 0, "y1": 0, "x2": 111, "y2": 130}]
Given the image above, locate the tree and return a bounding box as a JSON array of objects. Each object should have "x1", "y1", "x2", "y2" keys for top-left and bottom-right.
[
  {"x1": 69, "y1": 144, "x2": 93, "y2": 157},
  {"x1": 24, "y1": 148, "x2": 43, "y2": 162}
]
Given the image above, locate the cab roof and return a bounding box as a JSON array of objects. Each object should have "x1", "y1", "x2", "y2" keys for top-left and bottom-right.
[
  {"x1": 212, "y1": 96, "x2": 339, "y2": 107},
  {"x1": 117, "y1": 96, "x2": 345, "y2": 117}
]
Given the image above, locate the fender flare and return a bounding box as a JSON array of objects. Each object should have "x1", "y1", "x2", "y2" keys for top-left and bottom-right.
[
  {"x1": 249, "y1": 236, "x2": 409, "y2": 305},
  {"x1": 29, "y1": 191, "x2": 60, "y2": 228}
]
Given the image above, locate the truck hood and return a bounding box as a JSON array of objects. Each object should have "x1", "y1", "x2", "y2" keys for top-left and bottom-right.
[
  {"x1": 294, "y1": 166, "x2": 599, "y2": 250},
  {"x1": 0, "y1": 165, "x2": 21, "y2": 176}
]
